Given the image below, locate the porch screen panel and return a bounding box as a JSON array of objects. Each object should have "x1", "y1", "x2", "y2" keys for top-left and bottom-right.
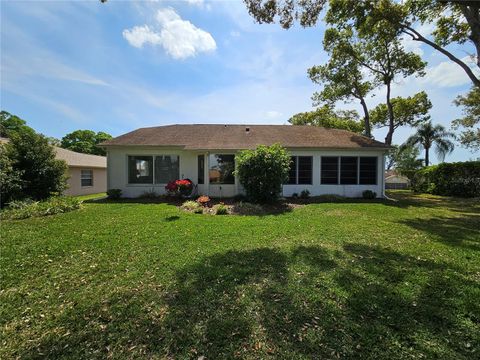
[
  {"x1": 359, "y1": 157, "x2": 377, "y2": 184},
  {"x1": 321, "y1": 157, "x2": 338, "y2": 184},
  {"x1": 298, "y1": 156, "x2": 313, "y2": 184},
  {"x1": 209, "y1": 154, "x2": 235, "y2": 184},
  {"x1": 287, "y1": 156, "x2": 297, "y2": 184},
  {"x1": 340, "y1": 157, "x2": 358, "y2": 184}
]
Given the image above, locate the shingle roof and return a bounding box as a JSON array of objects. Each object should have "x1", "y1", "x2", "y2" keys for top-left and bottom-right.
[
  {"x1": 101, "y1": 125, "x2": 389, "y2": 150},
  {"x1": 54, "y1": 147, "x2": 106, "y2": 168}
]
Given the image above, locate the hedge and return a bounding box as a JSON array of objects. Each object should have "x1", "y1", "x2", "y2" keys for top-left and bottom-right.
[{"x1": 412, "y1": 161, "x2": 480, "y2": 198}]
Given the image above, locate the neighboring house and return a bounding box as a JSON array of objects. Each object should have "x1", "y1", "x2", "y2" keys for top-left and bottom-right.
[
  {"x1": 385, "y1": 170, "x2": 410, "y2": 190},
  {"x1": 1, "y1": 136, "x2": 106, "y2": 196},
  {"x1": 54, "y1": 147, "x2": 107, "y2": 196},
  {"x1": 101, "y1": 125, "x2": 390, "y2": 198}
]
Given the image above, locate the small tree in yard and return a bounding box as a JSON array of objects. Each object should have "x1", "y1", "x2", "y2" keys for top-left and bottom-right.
[
  {"x1": 3, "y1": 131, "x2": 68, "y2": 203},
  {"x1": 235, "y1": 144, "x2": 291, "y2": 203}
]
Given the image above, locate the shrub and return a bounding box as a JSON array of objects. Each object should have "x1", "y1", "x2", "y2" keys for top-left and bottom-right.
[
  {"x1": 139, "y1": 190, "x2": 158, "y2": 199},
  {"x1": 412, "y1": 161, "x2": 480, "y2": 197},
  {"x1": 182, "y1": 200, "x2": 203, "y2": 212},
  {"x1": 291, "y1": 193, "x2": 298, "y2": 198},
  {"x1": 362, "y1": 190, "x2": 377, "y2": 199},
  {"x1": 300, "y1": 189, "x2": 310, "y2": 199},
  {"x1": 165, "y1": 179, "x2": 194, "y2": 197},
  {"x1": 1, "y1": 197, "x2": 82, "y2": 220},
  {"x1": 233, "y1": 194, "x2": 247, "y2": 202},
  {"x1": 1, "y1": 132, "x2": 67, "y2": 206},
  {"x1": 213, "y1": 203, "x2": 229, "y2": 215},
  {"x1": 193, "y1": 207, "x2": 204, "y2": 214},
  {"x1": 197, "y1": 195, "x2": 210, "y2": 207},
  {"x1": 232, "y1": 202, "x2": 264, "y2": 215},
  {"x1": 235, "y1": 144, "x2": 291, "y2": 203},
  {"x1": 107, "y1": 189, "x2": 122, "y2": 199}
]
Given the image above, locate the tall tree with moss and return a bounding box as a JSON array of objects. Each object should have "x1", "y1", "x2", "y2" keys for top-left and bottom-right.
[
  {"x1": 244, "y1": 0, "x2": 480, "y2": 88},
  {"x1": 452, "y1": 87, "x2": 480, "y2": 151},
  {"x1": 308, "y1": 28, "x2": 374, "y2": 137},
  {"x1": 289, "y1": 105, "x2": 364, "y2": 133}
]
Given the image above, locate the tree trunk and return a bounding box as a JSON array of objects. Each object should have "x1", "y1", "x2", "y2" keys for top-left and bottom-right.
[
  {"x1": 384, "y1": 82, "x2": 395, "y2": 145},
  {"x1": 359, "y1": 97, "x2": 371, "y2": 138},
  {"x1": 459, "y1": 4, "x2": 480, "y2": 70},
  {"x1": 425, "y1": 146, "x2": 430, "y2": 167}
]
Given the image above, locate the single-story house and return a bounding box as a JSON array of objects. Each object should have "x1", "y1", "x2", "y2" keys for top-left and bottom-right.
[
  {"x1": 54, "y1": 147, "x2": 107, "y2": 196},
  {"x1": 385, "y1": 170, "x2": 410, "y2": 189},
  {"x1": 0, "y1": 136, "x2": 107, "y2": 196},
  {"x1": 101, "y1": 124, "x2": 391, "y2": 198}
]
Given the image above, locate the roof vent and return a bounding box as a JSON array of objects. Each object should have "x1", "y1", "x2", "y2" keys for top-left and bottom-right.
[{"x1": 245, "y1": 126, "x2": 250, "y2": 133}]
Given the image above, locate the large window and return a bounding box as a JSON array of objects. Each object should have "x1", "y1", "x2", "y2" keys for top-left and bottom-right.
[
  {"x1": 154, "y1": 155, "x2": 179, "y2": 184},
  {"x1": 287, "y1": 156, "x2": 313, "y2": 185},
  {"x1": 321, "y1": 157, "x2": 338, "y2": 184},
  {"x1": 128, "y1": 156, "x2": 153, "y2": 184},
  {"x1": 359, "y1": 157, "x2": 377, "y2": 184},
  {"x1": 81, "y1": 169, "x2": 93, "y2": 187},
  {"x1": 340, "y1": 157, "x2": 358, "y2": 185},
  {"x1": 321, "y1": 156, "x2": 378, "y2": 185},
  {"x1": 198, "y1": 155, "x2": 205, "y2": 185},
  {"x1": 209, "y1": 154, "x2": 235, "y2": 184}
]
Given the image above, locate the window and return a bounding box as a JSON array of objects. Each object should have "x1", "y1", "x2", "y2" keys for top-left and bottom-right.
[
  {"x1": 81, "y1": 170, "x2": 93, "y2": 187},
  {"x1": 321, "y1": 157, "x2": 338, "y2": 184},
  {"x1": 340, "y1": 157, "x2": 358, "y2": 184},
  {"x1": 154, "y1": 155, "x2": 179, "y2": 184},
  {"x1": 359, "y1": 157, "x2": 377, "y2": 184},
  {"x1": 209, "y1": 154, "x2": 235, "y2": 184},
  {"x1": 198, "y1": 155, "x2": 205, "y2": 184},
  {"x1": 128, "y1": 156, "x2": 153, "y2": 184},
  {"x1": 287, "y1": 156, "x2": 313, "y2": 185}
]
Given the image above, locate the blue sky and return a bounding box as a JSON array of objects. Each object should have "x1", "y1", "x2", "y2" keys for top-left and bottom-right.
[{"x1": 1, "y1": 0, "x2": 478, "y2": 162}]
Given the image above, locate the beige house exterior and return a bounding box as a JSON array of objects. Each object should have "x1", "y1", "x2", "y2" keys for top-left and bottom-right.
[{"x1": 55, "y1": 147, "x2": 107, "y2": 196}]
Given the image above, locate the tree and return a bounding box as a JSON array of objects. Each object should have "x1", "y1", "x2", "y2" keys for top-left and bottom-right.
[
  {"x1": 5, "y1": 131, "x2": 68, "y2": 201},
  {"x1": 403, "y1": 121, "x2": 455, "y2": 166},
  {"x1": 61, "y1": 130, "x2": 112, "y2": 156},
  {"x1": 0, "y1": 111, "x2": 35, "y2": 138},
  {"x1": 386, "y1": 145, "x2": 424, "y2": 181},
  {"x1": 452, "y1": 87, "x2": 480, "y2": 151},
  {"x1": 0, "y1": 144, "x2": 23, "y2": 207},
  {"x1": 370, "y1": 91, "x2": 432, "y2": 135},
  {"x1": 235, "y1": 144, "x2": 291, "y2": 203},
  {"x1": 309, "y1": 28, "x2": 374, "y2": 137},
  {"x1": 288, "y1": 105, "x2": 364, "y2": 133},
  {"x1": 244, "y1": 0, "x2": 480, "y2": 88}
]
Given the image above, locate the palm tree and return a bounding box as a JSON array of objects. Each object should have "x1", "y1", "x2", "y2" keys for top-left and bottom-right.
[{"x1": 403, "y1": 122, "x2": 455, "y2": 166}]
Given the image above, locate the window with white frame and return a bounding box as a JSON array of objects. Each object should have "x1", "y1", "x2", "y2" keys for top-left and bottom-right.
[
  {"x1": 128, "y1": 156, "x2": 153, "y2": 184},
  {"x1": 154, "y1": 155, "x2": 179, "y2": 184},
  {"x1": 128, "y1": 155, "x2": 180, "y2": 184},
  {"x1": 81, "y1": 169, "x2": 93, "y2": 187}
]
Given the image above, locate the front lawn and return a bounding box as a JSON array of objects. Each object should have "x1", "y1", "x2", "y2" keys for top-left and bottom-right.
[{"x1": 1, "y1": 191, "x2": 479, "y2": 359}]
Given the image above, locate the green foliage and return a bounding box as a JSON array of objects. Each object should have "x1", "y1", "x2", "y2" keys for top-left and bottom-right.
[
  {"x1": 235, "y1": 144, "x2": 291, "y2": 203},
  {"x1": 412, "y1": 161, "x2": 480, "y2": 198},
  {"x1": 452, "y1": 87, "x2": 480, "y2": 151},
  {"x1": 0, "y1": 144, "x2": 23, "y2": 207},
  {"x1": 0, "y1": 111, "x2": 35, "y2": 138},
  {"x1": 107, "y1": 189, "x2": 122, "y2": 199},
  {"x1": 0, "y1": 197, "x2": 82, "y2": 220},
  {"x1": 387, "y1": 145, "x2": 424, "y2": 182},
  {"x1": 182, "y1": 200, "x2": 203, "y2": 213},
  {"x1": 289, "y1": 105, "x2": 364, "y2": 134},
  {"x1": 3, "y1": 131, "x2": 68, "y2": 204},
  {"x1": 61, "y1": 130, "x2": 112, "y2": 156},
  {"x1": 362, "y1": 190, "x2": 377, "y2": 199},
  {"x1": 403, "y1": 121, "x2": 455, "y2": 166},
  {"x1": 213, "y1": 203, "x2": 229, "y2": 215},
  {"x1": 371, "y1": 92, "x2": 432, "y2": 130},
  {"x1": 300, "y1": 189, "x2": 310, "y2": 199}
]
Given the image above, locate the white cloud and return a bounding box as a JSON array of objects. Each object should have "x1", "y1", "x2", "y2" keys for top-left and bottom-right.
[
  {"x1": 422, "y1": 56, "x2": 479, "y2": 87},
  {"x1": 123, "y1": 7, "x2": 216, "y2": 59},
  {"x1": 265, "y1": 110, "x2": 283, "y2": 119}
]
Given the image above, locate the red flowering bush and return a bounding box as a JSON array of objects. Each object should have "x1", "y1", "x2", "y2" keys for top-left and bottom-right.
[
  {"x1": 165, "y1": 179, "x2": 193, "y2": 196},
  {"x1": 197, "y1": 195, "x2": 210, "y2": 206}
]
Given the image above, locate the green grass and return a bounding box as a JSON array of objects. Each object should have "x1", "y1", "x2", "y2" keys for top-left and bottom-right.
[
  {"x1": 73, "y1": 192, "x2": 106, "y2": 201},
  {"x1": 1, "y1": 191, "x2": 479, "y2": 359}
]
